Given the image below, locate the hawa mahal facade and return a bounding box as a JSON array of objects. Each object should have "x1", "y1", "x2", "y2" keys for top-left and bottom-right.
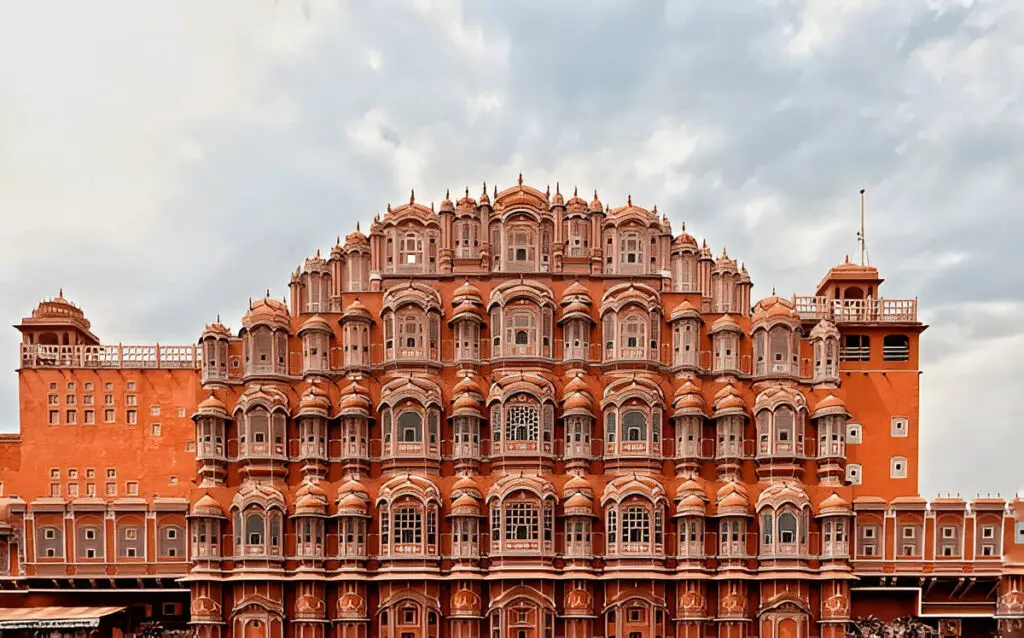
[{"x1": 2, "y1": 178, "x2": 1024, "y2": 638}]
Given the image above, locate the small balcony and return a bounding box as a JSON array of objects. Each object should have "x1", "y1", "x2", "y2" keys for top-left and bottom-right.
[
  {"x1": 196, "y1": 441, "x2": 226, "y2": 462},
  {"x1": 238, "y1": 441, "x2": 287, "y2": 461},
  {"x1": 20, "y1": 343, "x2": 200, "y2": 370}
]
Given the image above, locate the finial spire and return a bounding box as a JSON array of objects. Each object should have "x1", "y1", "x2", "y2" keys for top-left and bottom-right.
[
  {"x1": 556, "y1": 182, "x2": 560, "y2": 195},
  {"x1": 545, "y1": 184, "x2": 550, "y2": 197},
  {"x1": 573, "y1": 186, "x2": 578, "y2": 197},
  {"x1": 858, "y1": 188, "x2": 869, "y2": 266},
  {"x1": 266, "y1": 288, "x2": 270, "y2": 297},
  {"x1": 627, "y1": 194, "x2": 632, "y2": 206},
  {"x1": 216, "y1": 313, "x2": 220, "y2": 323},
  {"x1": 316, "y1": 248, "x2": 320, "y2": 258},
  {"x1": 356, "y1": 221, "x2": 360, "y2": 233},
  {"x1": 465, "y1": 186, "x2": 469, "y2": 198},
  {"x1": 386, "y1": 202, "x2": 391, "y2": 213},
  {"x1": 445, "y1": 188, "x2": 450, "y2": 199},
  {"x1": 58, "y1": 287, "x2": 63, "y2": 298},
  {"x1": 336, "y1": 235, "x2": 341, "y2": 245},
  {"x1": 409, "y1": 189, "x2": 415, "y2": 204},
  {"x1": 518, "y1": 171, "x2": 523, "y2": 186}
]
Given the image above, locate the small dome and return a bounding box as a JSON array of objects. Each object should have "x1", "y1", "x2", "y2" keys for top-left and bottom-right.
[
  {"x1": 337, "y1": 492, "x2": 368, "y2": 514},
  {"x1": 563, "y1": 280, "x2": 591, "y2": 299},
  {"x1": 818, "y1": 492, "x2": 852, "y2": 517},
  {"x1": 560, "y1": 300, "x2": 592, "y2": 319},
  {"x1": 673, "y1": 231, "x2": 698, "y2": 248},
  {"x1": 299, "y1": 383, "x2": 331, "y2": 414},
  {"x1": 439, "y1": 190, "x2": 455, "y2": 212},
  {"x1": 453, "y1": 393, "x2": 482, "y2": 415},
  {"x1": 242, "y1": 296, "x2": 290, "y2": 329},
  {"x1": 453, "y1": 280, "x2": 482, "y2": 303},
  {"x1": 564, "y1": 491, "x2": 594, "y2": 515},
  {"x1": 201, "y1": 319, "x2": 231, "y2": 340},
  {"x1": 670, "y1": 299, "x2": 701, "y2": 320},
  {"x1": 457, "y1": 188, "x2": 477, "y2": 210},
  {"x1": 713, "y1": 385, "x2": 746, "y2": 415},
  {"x1": 589, "y1": 190, "x2": 603, "y2": 211},
  {"x1": 809, "y1": 318, "x2": 840, "y2": 340},
  {"x1": 718, "y1": 491, "x2": 749, "y2": 515},
  {"x1": 337, "y1": 476, "x2": 368, "y2": 498},
  {"x1": 195, "y1": 392, "x2": 228, "y2": 418},
  {"x1": 453, "y1": 375, "x2": 482, "y2": 396},
  {"x1": 449, "y1": 301, "x2": 483, "y2": 324},
  {"x1": 752, "y1": 296, "x2": 800, "y2": 324},
  {"x1": 709, "y1": 314, "x2": 743, "y2": 334},
  {"x1": 676, "y1": 494, "x2": 707, "y2": 515},
  {"x1": 295, "y1": 492, "x2": 326, "y2": 514},
  {"x1": 452, "y1": 474, "x2": 481, "y2": 496},
  {"x1": 675, "y1": 478, "x2": 706, "y2": 500},
  {"x1": 812, "y1": 394, "x2": 849, "y2": 419},
  {"x1": 191, "y1": 494, "x2": 224, "y2": 517},
  {"x1": 450, "y1": 493, "x2": 481, "y2": 515},
  {"x1": 296, "y1": 479, "x2": 328, "y2": 500},
  {"x1": 342, "y1": 298, "x2": 373, "y2": 322},
  {"x1": 298, "y1": 314, "x2": 332, "y2": 335},
  {"x1": 564, "y1": 373, "x2": 589, "y2": 395},
  {"x1": 338, "y1": 382, "x2": 371, "y2": 415},
  {"x1": 562, "y1": 392, "x2": 593, "y2": 414},
  {"x1": 564, "y1": 474, "x2": 592, "y2": 494}
]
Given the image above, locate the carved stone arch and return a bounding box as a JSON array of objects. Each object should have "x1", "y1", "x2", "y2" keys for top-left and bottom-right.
[
  {"x1": 486, "y1": 473, "x2": 558, "y2": 504},
  {"x1": 601, "y1": 375, "x2": 666, "y2": 408},
  {"x1": 601, "y1": 474, "x2": 667, "y2": 506},
  {"x1": 492, "y1": 183, "x2": 551, "y2": 214},
  {"x1": 235, "y1": 384, "x2": 291, "y2": 417},
  {"x1": 758, "y1": 592, "x2": 811, "y2": 617},
  {"x1": 375, "y1": 473, "x2": 442, "y2": 506},
  {"x1": 381, "y1": 282, "x2": 443, "y2": 314},
  {"x1": 378, "y1": 375, "x2": 443, "y2": 410},
  {"x1": 753, "y1": 384, "x2": 808, "y2": 414},
  {"x1": 231, "y1": 482, "x2": 287, "y2": 512},
  {"x1": 486, "y1": 373, "x2": 556, "y2": 407},
  {"x1": 487, "y1": 279, "x2": 556, "y2": 310},
  {"x1": 604, "y1": 590, "x2": 669, "y2": 612},
  {"x1": 488, "y1": 585, "x2": 556, "y2": 611},
  {"x1": 600, "y1": 282, "x2": 663, "y2": 316},
  {"x1": 377, "y1": 588, "x2": 442, "y2": 613},
  {"x1": 756, "y1": 481, "x2": 811, "y2": 512}
]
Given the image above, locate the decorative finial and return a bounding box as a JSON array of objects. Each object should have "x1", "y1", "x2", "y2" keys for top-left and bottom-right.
[
  {"x1": 356, "y1": 222, "x2": 361, "y2": 233},
  {"x1": 772, "y1": 287, "x2": 776, "y2": 295},
  {"x1": 410, "y1": 189, "x2": 415, "y2": 204},
  {"x1": 482, "y1": 181, "x2": 487, "y2": 195},
  {"x1": 216, "y1": 313, "x2": 221, "y2": 323},
  {"x1": 430, "y1": 201, "x2": 435, "y2": 212},
  {"x1": 265, "y1": 288, "x2": 270, "y2": 297},
  {"x1": 316, "y1": 248, "x2": 320, "y2": 258},
  {"x1": 493, "y1": 184, "x2": 497, "y2": 198},
  {"x1": 518, "y1": 171, "x2": 523, "y2": 186},
  {"x1": 627, "y1": 194, "x2": 632, "y2": 206},
  {"x1": 336, "y1": 235, "x2": 341, "y2": 245},
  {"x1": 465, "y1": 186, "x2": 469, "y2": 198},
  {"x1": 556, "y1": 182, "x2": 561, "y2": 195},
  {"x1": 545, "y1": 184, "x2": 550, "y2": 197},
  {"x1": 594, "y1": 189, "x2": 599, "y2": 199},
  {"x1": 681, "y1": 221, "x2": 686, "y2": 231},
  {"x1": 445, "y1": 188, "x2": 450, "y2": 200},
  {"x1": 58, "y1": 287, "x2": 63, "y2": 298},
  {"x1": 248, "y1": 297, "x2": 253, "y2": 310},
  {"x1": 386, "y1": 202, "x2": 392, "y2": 213},
  {"x1": 573, "y1": 186, "x2": 578, "y2": 197}
]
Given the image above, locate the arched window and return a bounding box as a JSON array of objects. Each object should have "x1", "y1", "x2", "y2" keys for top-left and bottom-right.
[
  {"x1": 507, "y1": 311, "x2": 537, "y2": 354},
  {"x1": 620, "y1": 314, "x2": 646, "y2": 351},
  {"x1": 778, "y1": 512, "x2": 797, "y2": 544},
  {"x1": 400, "y1": 231, "x2": 423, "y2": 265},
  {"x1": 506, "y1": 404, "x2": 538, "y2": 441},
  {"x1": 393, "y1": 506, "x2": 422, "y2": 545},
  {"x1": 622, "y1": 506, "x2": 650, "y2": 543},
  {"x1": 620, "y1": 232, "x2": 643, "y2": 267},
  {"x1": 506, "y1": 225, "x2": 536, "y2": 269},
  {"x1": 505, "y1": 503, "x2": 539, "y2": 540},
  {"x1": 622, "y1": 410, "x2": 647, "y2": 441},
  {"x1": 775, "y1": 407, "x2": 794, "y2": 448},
  {"x1": 397, "y1": 412, "x2": 423, "y2": 443},
  {"x1": 245, "y1": 513, "x2": 265, "y2": 546},
  {"x1": 398, "y1": 311, "x2": 423, "y2": 350}
]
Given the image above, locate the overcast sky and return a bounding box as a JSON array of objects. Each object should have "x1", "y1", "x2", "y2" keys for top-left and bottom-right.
[{"x1": 1, "y1": 0, "x2": 1021, "y2": 498}]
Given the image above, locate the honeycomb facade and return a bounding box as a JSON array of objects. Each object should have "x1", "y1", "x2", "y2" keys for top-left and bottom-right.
[{"x1": 2, "y1": 179, "x2": 1023, "y2": 638}]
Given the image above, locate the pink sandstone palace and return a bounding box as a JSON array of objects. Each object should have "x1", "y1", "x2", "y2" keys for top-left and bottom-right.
[{"x1": 1, "y1": 178, "x2": 1022, "y2": 638}]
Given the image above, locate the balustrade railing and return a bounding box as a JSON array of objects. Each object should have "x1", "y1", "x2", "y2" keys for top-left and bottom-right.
[
  {"x1": 793, "y1": 296, "x2": 918, "y2": 323},
  {"x1": 21, "y1": 344, "x2": 200, "y2": 369}
]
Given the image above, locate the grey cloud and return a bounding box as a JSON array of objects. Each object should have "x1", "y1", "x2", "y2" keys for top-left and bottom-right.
[{"x1": 1, "y1": 0, "x2": 1022, "y2": 497}]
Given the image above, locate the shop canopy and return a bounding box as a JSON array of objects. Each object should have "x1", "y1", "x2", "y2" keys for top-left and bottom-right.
[{"x1": 0, "y1": 606, "x2": 125, "y2": 630}]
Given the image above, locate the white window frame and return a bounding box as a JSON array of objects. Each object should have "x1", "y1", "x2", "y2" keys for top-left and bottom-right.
[{"x1": 891, "y1": 416, "x2": 909, "y2": 437}]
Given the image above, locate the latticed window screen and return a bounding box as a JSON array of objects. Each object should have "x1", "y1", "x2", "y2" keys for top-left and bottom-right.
[
  {"x1": 505, "y1": 503, "x2": 538, "y2": 540},
  {"x1": 393, "y1": 508, "x2": 422, "y2": 544},
  {"x1": 622, "y1": 507, "x2": 651, "y2": 543},
  {"x1": 506, "y1": 405, "x2": 538, "y2": 441}
]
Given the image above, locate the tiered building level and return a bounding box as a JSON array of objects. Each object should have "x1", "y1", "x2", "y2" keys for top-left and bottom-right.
[{"x1": 2, "y1": 179, "x2": 1023, "y2": 638}]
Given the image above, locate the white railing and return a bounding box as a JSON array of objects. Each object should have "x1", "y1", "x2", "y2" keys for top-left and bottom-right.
[
  {"x1": 21, "y1": 344, "x2": 200, "y2": 369},
  {"x1": 793, "y1": 296, "x2": 918, "y2": 323}
]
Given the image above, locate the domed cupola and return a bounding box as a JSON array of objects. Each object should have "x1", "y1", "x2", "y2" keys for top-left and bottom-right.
[
  {"x1": 450, "y1": 373, "x2": 485, "y2": 472},
  {"x1": 712, "y1": 384, "x2": 747, "y2": 481},
  {"x1": 240, "y1": 294, "x2": 291, "y2": 380},
  {"x1": 672, "y1": 380, "x2": 706, "y2": 477},
  {"x1": 334, "y1": 380, "x2": 371, "y2": 475}
]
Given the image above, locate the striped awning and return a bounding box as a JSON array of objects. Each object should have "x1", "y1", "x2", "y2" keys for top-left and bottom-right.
[{"x1": 0, "y1": 606, "x2": 125, "y2": 629}]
